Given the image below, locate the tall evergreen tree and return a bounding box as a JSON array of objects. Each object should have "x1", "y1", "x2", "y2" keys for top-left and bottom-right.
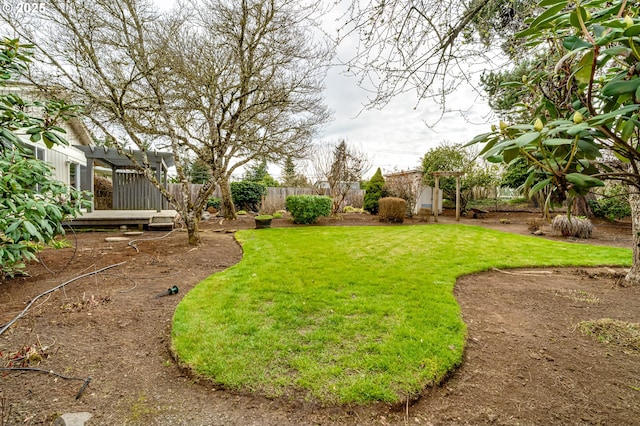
[
  {"x1": 281, "y1": 156, "x2": 309, "y2": 187},
  {"x1": 189, "y1": 158, "x2": 210, "y2": 184},
  {"x1": 244, "y1": 158, "x2": 269, "y2": 182},
  {"x1": 364, "y1": 168, "x2": 386, "y2": 214},
  {"x1": 282, "y1": 157, "x2": 296, "y2": 185}
]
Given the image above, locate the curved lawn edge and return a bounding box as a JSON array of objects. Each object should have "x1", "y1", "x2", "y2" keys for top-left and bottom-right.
[{"x1": 171, "y1": 225, "x2": 631, "y2": 405}]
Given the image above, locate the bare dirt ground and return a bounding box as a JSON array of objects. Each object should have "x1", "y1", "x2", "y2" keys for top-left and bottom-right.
[{"x1": 1, "y1": 210, "x2": 639, "y2": 425}]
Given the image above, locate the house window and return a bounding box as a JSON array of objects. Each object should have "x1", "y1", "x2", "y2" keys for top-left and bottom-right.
[
  {"x1": 35, "y1": 146, "x2": 45, "y2": 161},
  {"x1": 19, "y1": 144, "x2": 46, "y2": 192},
  {"x1": 69, "y1": 162, "x2": 79, "y2": 189},
  {"x1": 21, "y1": 143, "x2": 45, "y2": 161}
]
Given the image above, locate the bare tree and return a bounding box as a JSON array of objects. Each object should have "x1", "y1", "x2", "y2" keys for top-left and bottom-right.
[
  {"x1": 384, "y1": 170, "x2": 421, "y2": 218},
  {"x1": 339, "y1": 1, "x2": 535, "y2": 110},
  {"x1": 312, "y1": 140, "x2": 370, "y2": 215},
  {"x1": 1, "y1": 0, "x2": 331, "y2": 243},
  {"x1": 166, "y1": 0, "x2": 332, "y2": 218}
]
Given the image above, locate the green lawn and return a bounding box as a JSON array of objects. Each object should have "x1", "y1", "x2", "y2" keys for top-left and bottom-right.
[{"x1": 171, "y1": 225, "x2": 630, "y2": 404}]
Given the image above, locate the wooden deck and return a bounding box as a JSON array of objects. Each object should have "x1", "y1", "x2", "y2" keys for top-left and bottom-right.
[{"x1": 63, "y1": 210, "x2": 178, "y2": 230}]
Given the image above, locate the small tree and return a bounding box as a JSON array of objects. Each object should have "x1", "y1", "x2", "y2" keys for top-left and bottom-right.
[
  {"x1": 244, "y1": 158, "x2": 266, "y2": 183},
  {"x1": 312, "y1": 140, "x2": 371, "y2": 215},
  {"x1": 384, "y1": 170, "x2": 419, "y2": 217},
  {"x1": 244, "y1": 158, "x2": 279, "y2": 188},
  {"x1": 363, "y1": 168, "x2": 386, "y2": 214},
  {"x1": 188, "y1": 158, "x2": 211, "y2": 184}
]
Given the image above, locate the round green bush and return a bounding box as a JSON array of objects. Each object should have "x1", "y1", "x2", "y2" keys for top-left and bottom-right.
[
  {"x1": 285, "y1": 195, "x2": 331, "y2": 224},
  {"x1": 231, "y1": 181, "x2": 267, "y2": 212}
]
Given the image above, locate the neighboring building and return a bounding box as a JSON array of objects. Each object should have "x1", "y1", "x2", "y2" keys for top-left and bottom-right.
[{"x1": 384, "y1": 169, "x2": 443, "y2": 215}]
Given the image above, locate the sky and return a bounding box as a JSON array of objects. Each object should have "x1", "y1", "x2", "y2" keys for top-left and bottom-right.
[
  {"x1": 311, "y1": 4, "x2": 497, "y2": 178},
  {"x1": 319, "y1": 52, "x2": 495, "y2": 176},
  {"x1": 152, "y1": 0, "x2": 498, "y2": 180}
]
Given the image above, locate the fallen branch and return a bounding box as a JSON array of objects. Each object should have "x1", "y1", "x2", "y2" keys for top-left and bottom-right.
[
  {"x1": 0, "y1": 261, "x2": 126, "y2": 336},
  {"x1": 491, "y1": 268, "x2": 553, "y2": 276},
  {"x1": 0, "y1": 367, "x2": 91, "y2": 399}
]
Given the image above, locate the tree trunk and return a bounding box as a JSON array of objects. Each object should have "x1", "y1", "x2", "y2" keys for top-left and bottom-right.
[
  {"x1": 220, "y1": 176, "x2": 236, "y2": 220},
  {"x1": 184, "y1": 212, "x2": 200, "y2": 245},
  {"x1": 625, "y1": 191, "x2": 640, "y2": 286},
  {"x1": 572, "y1": 195, "x2": 593, "y2": 218},
  {"x1": 529, "y1": 193, "x2": 540, "y2": 208}
]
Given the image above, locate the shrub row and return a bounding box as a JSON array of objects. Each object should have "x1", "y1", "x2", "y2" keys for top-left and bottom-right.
[{"x1": 285, "y1": 195, "x2": 332, "y2": 224}]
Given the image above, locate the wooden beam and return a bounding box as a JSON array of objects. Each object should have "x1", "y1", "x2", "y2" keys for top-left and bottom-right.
[
  {"x1": 456, "y1": 176, "x2": 461, "y2": 221},
  {"x1": 84, "y1": 159, "x2": 95, "y2": 212},
  {"x1": 434, "y1": 176, "x2": 439, "y2": 223},
  {"x1": 431, "y1": 171, "x2": 465, "y2": 222}
]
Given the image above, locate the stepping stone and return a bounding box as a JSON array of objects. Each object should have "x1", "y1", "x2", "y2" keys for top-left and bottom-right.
[
  {"x1": 123, "y1": 231, "x2": 145, "y2": 236},
  {"x1": 53, "y1": 412, "x2": 92, "y2": 426},
  {"x1": 104, "y1": 237, "x2": 130, "y2": 242}
]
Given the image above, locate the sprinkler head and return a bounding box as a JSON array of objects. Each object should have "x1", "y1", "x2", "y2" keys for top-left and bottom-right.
[{"x1": 155, "y1": 286, "x2": 179, "y2": 298}]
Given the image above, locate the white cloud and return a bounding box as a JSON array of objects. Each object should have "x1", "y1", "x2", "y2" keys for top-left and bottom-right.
[
  {"x1": 314, "y1": 2, "x2": 498, "y2": 179},
  {"x1": 318, "y1": 59, "x2": 495, "y2": 178}
]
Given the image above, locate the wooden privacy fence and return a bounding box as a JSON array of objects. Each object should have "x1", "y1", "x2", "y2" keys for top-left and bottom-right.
[
  {"x1": 167, "y1": 183, "x2": 219, "y2": 207},
  {"x1": 114, "y1": 170, "x2": 168, "y2": 210},
  {"x1": 167, "y1": 184, "x2": 364, "y2": 213}
]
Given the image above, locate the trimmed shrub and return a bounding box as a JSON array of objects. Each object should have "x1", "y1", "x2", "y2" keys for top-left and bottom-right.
[
  {"x1": 416, "y1": 208, "x2": 431, "y2": 223},
  {"x1": 285, "y1": 195, "x2": 331, "y2": 224},
  {"x1": 231, "y1": 181, "x2": 267, "y2": 212},
  {"x1": 378, "y1": 197, "x2": 406, "y2": 223},
  {"x1": 551, "y1": 215, "x2": 593, "y2": 239}
]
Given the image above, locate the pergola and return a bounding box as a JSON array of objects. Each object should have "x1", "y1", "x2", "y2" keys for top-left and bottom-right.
[
  {"x1": 431, "y1": 171, "x2": 465, "y2": 222},
  {"x1": 74, "y1": 145, "x2": 174, "y2": 212}
]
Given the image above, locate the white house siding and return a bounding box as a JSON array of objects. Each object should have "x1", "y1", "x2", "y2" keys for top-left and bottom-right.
[
  {"x1": 2, "y1": 85, "x2": 89, "y2": 186},
  {"x1": 15, "y1": 131, "x2": 88, "y2": 187}
]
